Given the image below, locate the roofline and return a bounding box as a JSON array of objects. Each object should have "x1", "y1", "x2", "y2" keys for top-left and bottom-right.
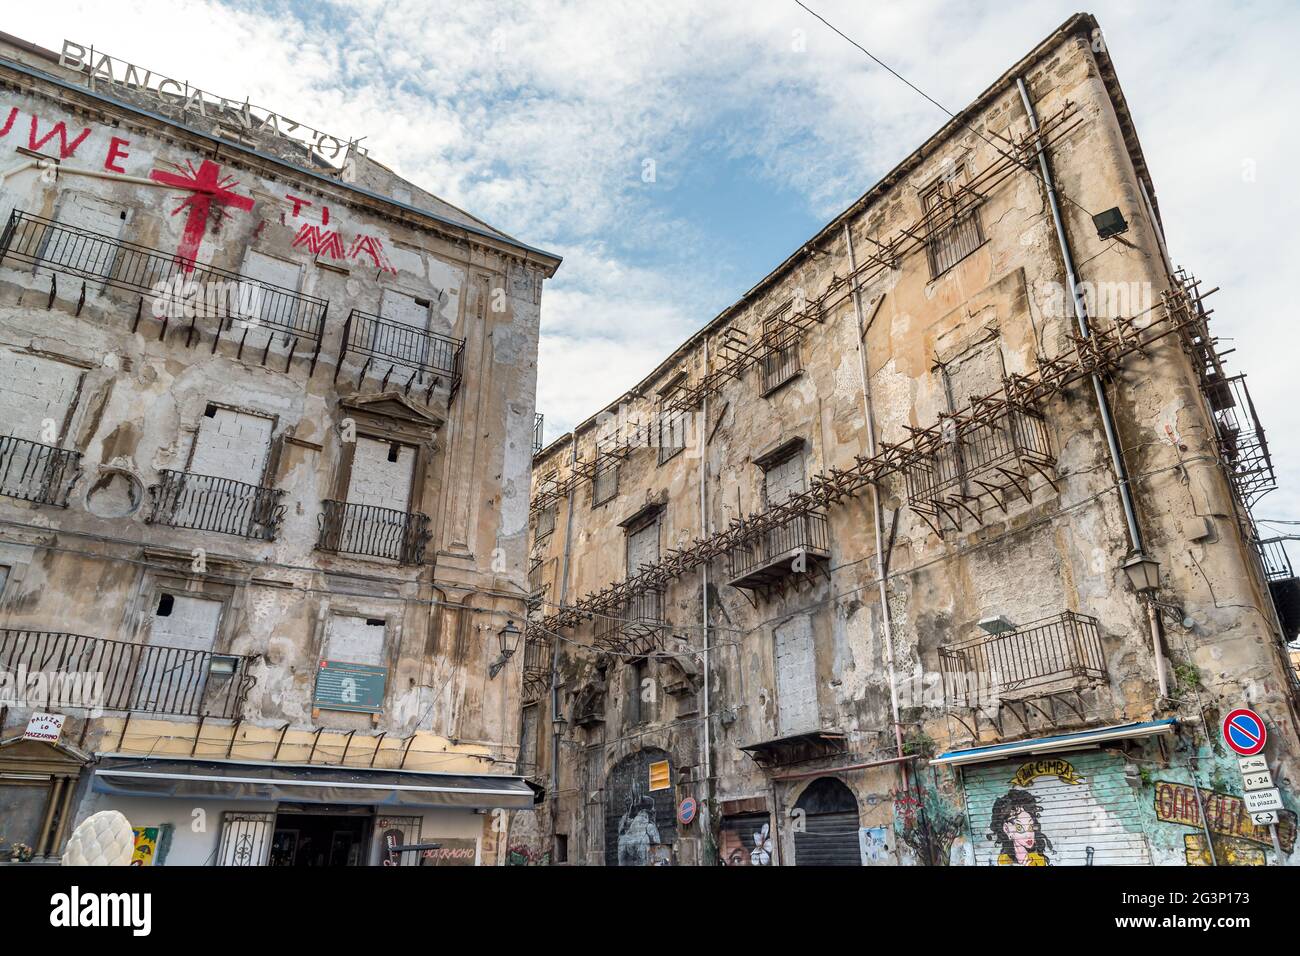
[
  {"x1": 536, "y1": 11, "x2": 1158, "y2": 461},
  {"x1": 0, "y1": 48, "x2": 563, "y2": 274}
]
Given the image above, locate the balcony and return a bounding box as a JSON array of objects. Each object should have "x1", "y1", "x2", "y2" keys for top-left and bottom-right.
[
  {"x1": 0, "y1": 210, "x2": 328, "y2": 368},
  {"x1": 903, "y1": 403, "x2": 1056, "y2": 536},
  {"x1": 1213, "y1": 374, "x2": 1276, "y2": 508},
  {"x1": 337, "y1": 308, "x2": 465, "y2": 403},
  {"x1": 593, "y1": 587, "x2": 668, "y2": 656},
  {"x1": 0, "y1": 435, "x2": 81, "y2": 507},
  {"x1": 725, "y1": 511, "x2": 830, "y2": 593},
  {"x1": 0, "y1": 628, "x2": 254, "y2": 719},
  {"x1": 533, "y1": 413, "x2": 545, "y2": 456},
  {"x1": 316, "y1": 500, "x2": 430, "y2": 565},
  {"x1": 520, "y1": 632, "x2": 551, "y2": 704},
  {"x1": 146, "y1": 470, "x2": 285, "y2": 540},
  {"x1": 938, "y1": 611, "x2": 1108, "y2": 739}
]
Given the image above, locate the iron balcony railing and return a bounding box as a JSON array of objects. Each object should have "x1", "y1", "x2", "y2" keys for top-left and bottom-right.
[
  {"x1": 1256, "y1": 537, "x2": 1294, "y2": 583},
  {"x1": 0, "y1": 435, "x2": 81, "y2": 507},
  {"x1": 0, "y1": 210, "x2": 328, "y2": 359},
  {"x1": 521, "y1": 633, "x2": 551, "y2": 704},
  {"x1": 1213, "y1": 374, "x2": 1276, "y2": 508},
  {"x1": 316, "y1": 500, "x2": 431, "y2": 565},
  {"x1": 725, "y1": 510, "x2": 830, "y2": 588},
  {"x1": 533, "y1": 413, "x2": 545, "y2": 456},
  {"x1": 147, "y1": 470, "x2": 285, "y2": 540},
  {"x1": 938, "y1": 611, "x2": 1107, "y2": 709},
  {"x1": 593, "y1": 587, "x2": 667, "y2": 654},
  {"x1": 0, "y1": 628, "x2": 254, "y2": 719},
  {"x1": 337, "y1": 308, "x2": 465, "y2": 400}
]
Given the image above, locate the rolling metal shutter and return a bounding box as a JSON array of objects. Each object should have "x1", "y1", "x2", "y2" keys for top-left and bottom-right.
[
  {"x1": 963, "y1": 751, "x2": 1151, "y2": 866},
  {"x1": 793, "y1": 777, "x2": 860, "y2": 866}
]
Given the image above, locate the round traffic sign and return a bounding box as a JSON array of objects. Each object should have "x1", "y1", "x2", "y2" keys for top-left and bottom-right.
[
  {"x1": 677, "y1": 797, "x2": 697, "y2": 825},
  {"x1": 1222, "y1": 708, "x2": 1267, "y2": 756}
]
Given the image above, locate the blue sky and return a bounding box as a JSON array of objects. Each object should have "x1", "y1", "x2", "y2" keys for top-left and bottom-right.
[{"x1": 11, "y1": 0, "x2": 1299, "y2": 528}]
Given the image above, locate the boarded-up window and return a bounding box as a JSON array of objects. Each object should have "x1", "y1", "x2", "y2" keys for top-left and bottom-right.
[
  {"x1": 189, "y1": 406, "x2": 273, "y2": 485},
  {"x1": 136, "y1": 592, "x2": 222, "y2": 713},
  {"x1": 0, "y1": 348, "x2": 83, "y2": 443},
  {"x1": 239, "y1": 250, "x2": 301, "y2": 330},
  {"x1": 775, "y1": 616, "x2": 817, "y2": 735},
  {"x1": 626, "y1": 519, "x2": 660, "y2": 576},
  {"x1": 325, "y1": 614, "x2": 386, "y2": 666},
  {"x1": 518, "y1": 703, "x2": 540, "y2": 775},
  {"x1": 149, "y1": 593, "x2": 222, "y2": 651},
  {"x1": 535, "y1": 505, "x2": 556, "y2": 541},
  {"x1": 764, "y1": 449, "x2": 806, "y2": 507},
  {"x1": 378, "y1": 289, "x2": 434, "y2": 367},
  {"x1": 45, "y1": 193, "x2": 126, "y2": 276},
  {"x1": 593, "y1": 463, "x2": 618, "y2": 506},
  {"x1": 347, "y1": 437, "x2": 416, "y2": 512},
  {"x1": 658, "y1": 408, "x2": 687, "y2": 464},
  {"x1": 944, "y1": 338, "x2": 1005, "y2": 413},
  {"x1": 0, "y1": 564, "x2": 9, "y2": 596},
  {"x1": 761, "y1": 316, "x2": 801, "y2": 393}
]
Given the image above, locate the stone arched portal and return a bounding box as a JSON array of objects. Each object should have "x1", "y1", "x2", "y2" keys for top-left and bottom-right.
[{"x1": 792, "y1": 776, "x2": 861, "y2": 866}]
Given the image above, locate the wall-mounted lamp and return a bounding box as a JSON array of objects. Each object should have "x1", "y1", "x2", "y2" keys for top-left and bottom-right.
[
  {"x1": 488, "y1": 621, "x2": 522, "y2": 679},
  {"x1": 1121, "y1": 551, "x2": 1161, "y2": 594},
  {"x1": 1093, "y1": 206, "x2": 1129, "y2": 241}
]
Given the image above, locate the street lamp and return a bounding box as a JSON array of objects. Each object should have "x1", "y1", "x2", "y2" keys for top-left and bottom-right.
[
  {"x1": 1121, "y1": 551, "x2": 1161, "y2": 594},
  {"x1": 488, "y1": 620, "x2": 522, "y2": 679}
]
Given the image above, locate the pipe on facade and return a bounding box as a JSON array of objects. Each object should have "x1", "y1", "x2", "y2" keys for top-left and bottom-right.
[
  {"x1": 699, "y1": 337, "x2": 713, "y2": 858},
  {"x1": 549, "y1": 432, "x2": 579, "y2": 815},
  {"x1": 1016, "y1": 76, "x2": 1167, "y2": 701},
  {"x1": 844, "y1": 222, "x2": 906, "y2": 770},
  {"x1": 1016, "y1": 76, "x2": 1144, "y2": 555}
]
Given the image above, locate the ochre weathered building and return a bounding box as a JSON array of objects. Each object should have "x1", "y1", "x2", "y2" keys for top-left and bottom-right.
[
  {"x1": 510, "y1": 13, "x2": 1300, "y2": 867},
  {"x1": 0, "y1": 33, "x2": 559, "y2": 865}
]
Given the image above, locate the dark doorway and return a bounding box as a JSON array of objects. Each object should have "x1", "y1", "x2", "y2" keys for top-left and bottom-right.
[
  {"x1": 792, "y1": 777, "x2": 861, "y2": 866},
  {"x1": 270, "y1": 808, "x2": 372, "y2": 866}
]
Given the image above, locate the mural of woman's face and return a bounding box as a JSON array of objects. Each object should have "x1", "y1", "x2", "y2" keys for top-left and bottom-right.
[{"x1": 1003, "y1": 808, "x2": 1037, "y2": 854}]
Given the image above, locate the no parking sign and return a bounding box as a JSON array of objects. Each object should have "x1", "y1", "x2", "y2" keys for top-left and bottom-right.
[{"x1": 1222, "y1": 708, "x2": 1267, "y2": 757}]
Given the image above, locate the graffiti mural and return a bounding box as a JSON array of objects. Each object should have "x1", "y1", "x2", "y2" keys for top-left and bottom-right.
[
  {"x1": 891, "y1": 775, "x2": 968, "y2": 866},
  {"x1": 603, "y1": 748, "x2": 676, "y2": 866},
  {"x1": 719, "y1": 813, "x2": 772, "y2": 866},
  {"x1": 963, "y1": 752, "x2": 1152, "y2": 866},
  {"x1": 1153, "y1": 780, "x2": 1297, "y2": 866}
]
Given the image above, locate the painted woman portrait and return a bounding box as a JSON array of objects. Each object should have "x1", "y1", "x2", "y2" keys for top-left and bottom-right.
[{"x1": 988, "y1": 788, "x2": 1053, "y2": 866}]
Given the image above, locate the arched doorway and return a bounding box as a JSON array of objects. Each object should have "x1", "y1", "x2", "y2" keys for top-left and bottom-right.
[
  {"x1": 793, "y1": 777, "x2": 861, "y2": 866},
  {"x1": 604, "y1": 749, "x2": 676, "y2": 866}
]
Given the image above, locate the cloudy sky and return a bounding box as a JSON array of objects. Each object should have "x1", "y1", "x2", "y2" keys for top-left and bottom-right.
[{"x1": 11, "y1": 1, "x2": 1298, "y2": 527}]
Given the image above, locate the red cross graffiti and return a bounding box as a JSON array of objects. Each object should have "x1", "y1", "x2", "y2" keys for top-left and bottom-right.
[{"x1": 149, "y1": 159, "x2": 255, "y2": 272}]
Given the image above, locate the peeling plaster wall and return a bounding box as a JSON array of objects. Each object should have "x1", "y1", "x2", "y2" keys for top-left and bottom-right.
[
  {"x1": 0, "y1": 47, "x2": 554, "y2": 808},
  {"x1": 523, "y1": 25, "x2": 1299, "y2": 865}
]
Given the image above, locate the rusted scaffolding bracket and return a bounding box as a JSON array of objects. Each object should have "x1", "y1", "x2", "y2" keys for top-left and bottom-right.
[{"x1": 535, "y1": 281, "x2": 1203, "y2": 634}]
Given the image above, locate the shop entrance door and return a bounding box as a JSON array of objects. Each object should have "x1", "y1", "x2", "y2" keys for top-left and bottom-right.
[{"x1": 270, "y1": 806, "x2": 373, "y2": 866}]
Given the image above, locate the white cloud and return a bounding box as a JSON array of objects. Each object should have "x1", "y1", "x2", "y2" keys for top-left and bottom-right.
[{"x1": 10, "y1": 0, "x2": 1297, "y2": 522}]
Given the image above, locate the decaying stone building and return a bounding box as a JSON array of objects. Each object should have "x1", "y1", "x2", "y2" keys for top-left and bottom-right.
[
  {"x1": 511, "y1": 13, "x2": 1300, "y2": 867},
  {"x1": 0, "y1": 33, "x2": 560, "y2": 865}
]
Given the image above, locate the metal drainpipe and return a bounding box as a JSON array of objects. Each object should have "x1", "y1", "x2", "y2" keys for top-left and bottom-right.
[
  {"x1": 549, "y1": 433, "x2": 578, "y2": 817},
  {"x1": 1016, "y1": 77, "x2": 1166, "y2": 701},
  {"x1": 699, "y1": 338, "x2": 714, "y2": 860},
  {"x1": 1017, "y1": 76, "x2": 1143, "y2": 554},
  {"x1": 844, "y1": 222, "x2": 907, "y2": 771}
]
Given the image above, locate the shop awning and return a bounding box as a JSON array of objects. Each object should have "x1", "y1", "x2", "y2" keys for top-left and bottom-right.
[
  {"x1": 929, "y1": 718, "x2": 1178, "y2": 768},
  {"x1": 91, "y1": 755, "x2": 536, "y2": 809}
]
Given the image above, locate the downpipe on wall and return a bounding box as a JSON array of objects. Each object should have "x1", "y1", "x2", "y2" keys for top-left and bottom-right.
[
  {"x1": 699, "y1": 338, "x2": 714, "y2": 860},
  {"x1": 549, "y1": 432, "x2": 579, "y2": 825},
  {"x1": 844, "y1": 222, "x2": 907, "y2": 772},
  {"x1": 1015, "y1": 76, "x2": 1167, "y2": 703}
]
